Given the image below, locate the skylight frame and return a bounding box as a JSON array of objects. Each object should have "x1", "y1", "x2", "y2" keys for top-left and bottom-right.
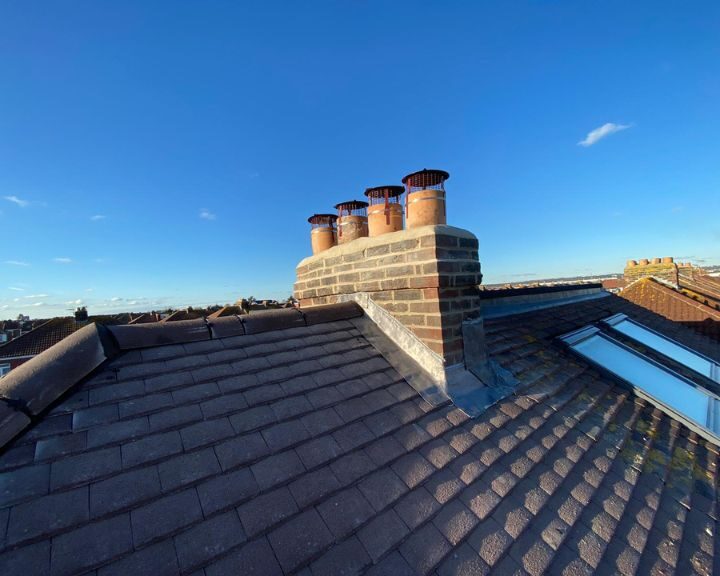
[
  {"x1": 602, "y1": 313, "x2": 720, "y2": 384},
  {"x1": 559, "y1": 324, "x2": 720, "y2": 444}
]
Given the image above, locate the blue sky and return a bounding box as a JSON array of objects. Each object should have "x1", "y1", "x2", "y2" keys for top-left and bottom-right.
[{"x1": 1, "y1": 1, "x2": 719, "y2": 318}]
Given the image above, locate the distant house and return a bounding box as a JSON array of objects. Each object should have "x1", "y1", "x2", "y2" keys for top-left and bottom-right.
[
  {"x1": 0, "y1": 318, "x2": 36, "y2": 345},
  {"x1": 620, "y1": 258, "x2": 720, "y2": 342}
]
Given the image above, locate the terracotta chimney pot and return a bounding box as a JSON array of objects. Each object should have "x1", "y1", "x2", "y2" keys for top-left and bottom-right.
[
  {"x1": 402, "y1": 169, "x2": 449, "y2": 228},
  {"x1": 335, "y1": 200, "x2": 368, "y2": 244},
  {"x1": 365, "y1": 185, "x2": 404, "y2": 237},
  {"x1": 307, "y1": 214, "x2": 338, "y2": 255}
]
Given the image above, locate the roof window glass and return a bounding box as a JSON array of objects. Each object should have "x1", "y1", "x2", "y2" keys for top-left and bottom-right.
[
  {"x1": 560, "y1": 326, "x2": 720, "y2": 440},
  {"x1": 603, "y1": 313, "x2": 720, "y2": 383}
]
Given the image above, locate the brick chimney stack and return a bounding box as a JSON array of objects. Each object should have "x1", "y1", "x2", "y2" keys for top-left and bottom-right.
[{"x1": 295, "y1": 168, "x2": 482, "y2": 376}]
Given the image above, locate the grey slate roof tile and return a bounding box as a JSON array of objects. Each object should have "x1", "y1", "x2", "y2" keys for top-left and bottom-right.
[
  {"x1": 172, "y1": 381, "x2": 220, "y2": 404},
  {"x1": 317, "y1": 486, "x2": 374, "y2": 539},
  {"x1": 311, "y1": 536, "x2": 371, "y2": 576},
  {"x1": 50, "y1": 513, "x2": 132, "y2": 576},
  {"x1": 89, "y1": 466, "x2": 161, "y2": 517},
  {"x1": 214, "y1": 432, "x2": 269, "y2": 471},
  {"x1": 289, "y1": 466, "x2": 341, "y2": 508},
  {"x1": 72, "y1": 405, "x2": 118, "y2": 430},
  {"x1": 399, "y1": 522, "x2": 453, "y2": 575},
  {"x1": 2, "y1": 298, "x2": 720, "y2": 576},
  {"x1": 119, "y1": 392, "x2": 174, "y2": 418},
  {"x1": 267, "y1": 508, "x2": 333, "y2": 572},
  {"x1": 0, "y1": 463, "x2": 49, "y2": 507},
  {"x1": 238, "y1": 486, "x2": 299, "y2": 537},
  {"x1": 157, "y1": 447, "x2": 221, "y2": 491},
  {"x1": 437, "y1": 542, "x2": 490, "y2": 576},
  {"x1": 330, "y1": 450, "x2": 376, "y2": 486},
  {"x1": 180, "y1": 418, "x2": 235, "y2": 451},
  {"x1": 148, "y1": 403, "x2": 204, "y2": 430},
  {"x1": 97, "y1": 539, "x2": 179, "y2": 576},
  {"x1": 365, "y1": 550, "x2": 417, "y2": 576},
  {"x1": 130, "y1": 488, "x2": 203, "y2": 547},
  {"x1": 86, "y1": 417, "x2": 149, "y2": 448},
  {"x1": 174, "y1": 510, "x2": 246, "y2": 572},
  {"x1": 0, "y1": 540, "x2": 50, "y2": 576},
  {"x1": 228, "y1": 405, "x2": 276, "y2": 433},
  {"x1": 121, "y1": 430, "x2": 183, "y2": 467},
  {"x1": 357, "y1": 508, "x2": 409, "y2": 562},
  {"x1": 6, "y1": 487, "x2": 89, "y2": 545},
  {"x1": 332, "y1": 421, "x2": 375, "y2": 452},
  {"x1": 251, "y1": 450, "x2": 305, "y2": 490},
  {"x1": 358, "y1": 468, "x2": 408, "y2": 512},
  {"x1": 262, "y1": 420, "x2": 309, "y2": 452},
  {"x1": 196, "y1": 467, "x2": 258, "y2": 516},
  {"x1": 34, "y1": 432, "x2": 87, "y2": 461},
  {"x1": 50, "y1": 446, "x2": 122, "y2": 490},
  {"x1": 295, "y1": 435, "x2": 342, "y2": 469},
  {"x1": 204, "y1": 537, "x2": 282, "y2": 576},
  {"x1": 392, "y1": 451, "x2": 436, "y2": 491},
  {"x1": 395, "y1": 486, "x2": 442, "y2": 530}
]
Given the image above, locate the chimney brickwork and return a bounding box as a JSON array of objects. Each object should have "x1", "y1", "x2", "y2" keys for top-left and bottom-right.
[{"x1": 294, "y1": 225, "x2": 481, "y2": 366}]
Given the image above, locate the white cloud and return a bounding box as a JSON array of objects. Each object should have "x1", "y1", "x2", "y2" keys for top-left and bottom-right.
[
  {"x1": 24, "y1": 293, "x2": 48, "y2": 299},
  {"x1": 4, "y1": 260, "x2": 30, "y2": 266},
  {"x1": 90, "y1": 214, "x2": 106, "y2": 221},
  {"x1": 578, "y1": 122, "x2": 631, "y2": 147},
  {"x1": 199, "y1": 209, "x2": 216, "y2": 221},
  {"x1": 111, "y1": 297, "x2": 123, "y2": 302},
  {"x1": 65, "y1": 299, "x2": 83, "y2": 305},
  {"x1": 8, "y1": 286, "x2": 24, "y2": 291},
  {"x1": 3, "y1": 195, "x2": 29, "y2": 207},
  {"x1": 53, "y1": 257, "x2": 73, "y2": 264},
  {"x1": 32, "y1": 301, "x2": 45, "y2": 306}
]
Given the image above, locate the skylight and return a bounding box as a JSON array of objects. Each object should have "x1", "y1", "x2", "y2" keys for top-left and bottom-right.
[
  {"x1": 560, "y1": 325, "x2": 720, "y2": 441},
  {"x1": 603, "y1": 313, "x2": 720, "y2": 384}
]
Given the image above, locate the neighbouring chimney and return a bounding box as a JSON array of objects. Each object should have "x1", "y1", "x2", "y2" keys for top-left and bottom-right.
[
  {"x1": 308, "y1": 214, "x2": 338, "y2": 255},
  {"x1": 624, "y1": 255, "x2": 679, "y2": 285},
  {"x1": 365, "y1": 185, "x2": 404, "y2": 237},
  {"x1": 402, "y1": 169, "x2": 449, "y2": 228},
  {"x1": 74, "y1": 307, "x2": 88, "y2": 322},
  {"x1": 335, "y1": 200, "x2": 368, "y2": 244}
]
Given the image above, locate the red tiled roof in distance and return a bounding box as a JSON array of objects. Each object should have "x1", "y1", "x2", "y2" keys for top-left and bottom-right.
[{"x1": 620, "y1": 277, "x2": 720, "y2": 341}]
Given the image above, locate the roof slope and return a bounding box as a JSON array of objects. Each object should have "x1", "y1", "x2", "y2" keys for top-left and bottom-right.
[
  {"x1": 0, "y1": 297, "x2": 718, "y2": 575},
  {"x1": 678, "y1": 272, "x2": 720, "y2": 310},
  {"x1": 621, "y1": 277, "x2": 720, "y2": 342}
]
